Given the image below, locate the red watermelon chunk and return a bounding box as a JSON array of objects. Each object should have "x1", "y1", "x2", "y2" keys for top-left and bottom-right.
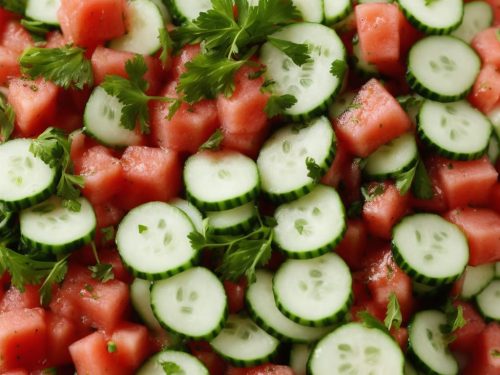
[
  {"x1": 472, "y1": 27, "x2": 500, "y2": 68},
  {"x1": 463, "y1": 323, "x2": 500, "y2": 375},
  {"x1": 468, "y1": 64, "x2": 500, "y2": 114},
  {"x1": 0, "y1": 21, "x2": 32, "y2": 53},
  {"x1": 0, "y1": 46, "x2": 20, "y2": 84},
  {"x1": 334, "y1": 79, "x2": 411, "y2": 157},
  {"x1": 46, "y1": 312, "x2": 81, "y2": 367},
  {"x1": 106, "y1": 322, "x2": 152, "y2": 370},
  {"x1": 449, "y1": 301, "x2": 486, "y2": 353},
  {"x1": 0, "y1": 285, "x2": 41, "y2": 313}
]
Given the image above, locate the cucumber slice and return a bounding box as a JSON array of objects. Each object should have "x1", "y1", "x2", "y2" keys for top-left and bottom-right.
[
  {"x1": 184, "y1": 151, "x2": 260, "y2": 211},
  {"x1": 363, "y1": 133, "x2": 418, "y2": 180},
  {"x1": 308, "y1": 323, "x2": 405, "y2": 375},
  {"x1": 246, "y1": 270, "x2": 334, "y2": 343},
  {"x1": 461, "y1": 263, "x2": 495, "y2": 300},
  {"x1": 273, "y1": 185, "x2": 346, "y2": 259},
  {"x1": 116, "y1": 202, "x2": 197, "y2": 280},
  {"x1": 392, "y1": 213, "x2": 469, "y2": 286},
  {"x1": 170, "y1": 198, "x2": 204, "y2": 233},
  {"x1": 476, "y1": 279, "x2": 500, "y2": 322},
  {"x1": 417, "y1": 100, "x2": 492, "y2": 160},
  {"x1": 20, "y1": 196, "x2": 96, "y2": 255},
  {"x1": 130, "y1": 278, "x2": 163, "y2": 331},
  {"x1": 257, "y1": 117, "x2": 335, "y2": 203},
  {"x1": 206, "y1": 202, "x2": 257, "y2": 235},
  {"x1": 83, "y1": 87, "x2": 143, "y2": 148},
  {"x1": 260, "y1": 22, "x2": 346, "y2": 120},
  {"x1": 328, "y1": 90, "x2": 356, "y2": 119},
  {"x1": 169, "y1": 0, "x2": 212, "y2": 23},
  {"x1": 151, "y1": 267, "x2": 227, "y2": 339},
  {"x1": 290, "y1": 344, "x2": 311, "y2": 375},
  {"x1": 0, "y1": 139, "x2": 57, "y2": 211},
  {"x1": 351, "y1": 34, "x2": 379, "y2": 78},
  {"x1": 25, "y1": 0, "x2": 61, "y2": 25},
  {"x1": 273, "y1": 253, "x2": 352, "y2": 326},
  {"x1": 407, "y1": 36, "x2": 480, "y2": 102},
  {"x1": 137, "y1": 350, "x2": 208, "y2": 375},
  {"x1": 323, "y1": 0, "x2": 352, "y2": 25},
  {"x1": 451, "y1": 1, "x2": 493, "y2": 43},
  {"x1": 293, "y1": 0, "x2": 323, "y2": 23},
  {"x1": 109, "y1": 0, "x2": 165, "y2": 55},
  {"x1": 396, "y1": 0, "x2": 463, "y2": 34},
  {"x1": 408, "y1": 310, "x2": 459, "y2": 375},
  {"x1": 210, "y1": 315, "x2": 279, "y2": 367}
]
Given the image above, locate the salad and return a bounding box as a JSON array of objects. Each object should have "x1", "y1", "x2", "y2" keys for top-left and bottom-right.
[{"x1": 0, "y1": 0, "x2": 498, "y2": 374}]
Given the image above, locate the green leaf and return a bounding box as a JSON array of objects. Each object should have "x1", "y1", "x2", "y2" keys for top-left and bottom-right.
[
  {"x1": 159, "y1": 28, "x2": 172, "y2": 66},
  {"x1": 20, "y1": 45, "x2": 94, "y2": 90},
  {"x1": 397, "y1": 95, "x2": 424, "y2": 113},
  {"x1": 138, "y1": 224, "x2": 148, "y2": 234},
  {"x1": 306, "y1": 157, "x2": 322, "y2": 183},
  {"x1": 20, "y1": 19, "x2": 53, "y2": 38},
  {"x1": 412, "y1": 160, "x2": 434, "y2": 200},
  {"x1": 361, "y1": 183, "x2": 386, "y2": 202},
  {"x1": 330, "y1": 59, "x2": 348, "y2": 79},
  {"x1": 100, "y1": 226, "x2": 115, "y2": 242},
  {"x1": 39, "y1": 255, "x2": 69, "y2": 306},
  {"x1": 268, "y1": 37, "x2": 310, "y2": 66},
  {"x1": 492, "y1": 349, "x2": 500, "y2": 358},
  {"x1": 425, "y1": 0, "x2": 439, "y2": 6},
  {"x1": 264, "y1": 94, "x2": 297, "y2": 117},
  {"x1": 160, "y1": 361, "x2": 185, "y2": 375},
  {"x1": 395, "y1": 164, "x2": 417, "y2": 195},
  {"x1": 0, "y1": 95, "x2": 15, "y2": 143},
  {"x1": 89, "y1": 263, "x2": 115, "y2": 283},
  {"x1": 440, "y1": 300, "x2": 467, "y2": 344},
  {"x1": 384, "y1": 293, "x2": 402, "y2": 331},
  {"x1": 200, "y1": 129, "x2": 224, "y2": 151},
  {"x1": 178, "y1": 53, "x2": 247, "y2": 103},
  {"x1": 107, "y1": 341, "x2": 117, "y2": 353},
  {"x1": 357, "y1": 311, "x2": 389, "y2": 334},
  {"x1": 0, "y1": 0, "x2": 27, "y2": 14},
  {"x1": 101, "y1": 55, "x2": 173, "y2": 133}
]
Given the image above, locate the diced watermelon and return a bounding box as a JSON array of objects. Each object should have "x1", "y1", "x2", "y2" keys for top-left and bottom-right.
[
  {"x1": 217, "y1": 65, "x2": 270, "y2": 135},
  {"x1": 227, "y1": 365, "x2": 295, "y2": 375},
  {"x1": 45, "y1": 31, "x2": 67, "y2": 48},
  {"x1": 106, "y1": 322, "x2": 151, "y2": 370},
  {"x1": 410, "y1": 157, "x2": 448, "y2": 213},
  {"x1": 223, "y1": 279, "x2": 247, "y2": 314},
  {"x1": 321, "y1": 143, "x2": 350, "y2": 189},
  {"x1": 150, "y1": 81, "x2": 219, "y2": 154},
  {"x1": 445, "y1": 208, "x2": 500, "y2": 265},
  {"x1": 91, "y1": 46, "x2": 163, "y2": 95},
  {"x1": 8, "y1": 78, "x2": 59, "y2": 137},
  {"x1": 398, "y1": 10, "x2": 423, "y2": 55},
  {"x1": 93, "y1": 201, "x2": 126, "y2": 228},
  {"x1": 116, "y1": 146, "x2": 182, "y2": 211},
  {"x1": 0, "y1": 285, "x2": 40, "y2": 313},
  {"x1": 221, "y1": 126, "x2": 269, "y2": 159},
  {"x1": 170, "y1": 44, "x2": 201, "y2": 80},
  {"x1": 351, "y1": 299, "x2": 385, "y2": 322},
  {"x1": 0, "y1": 46, "x2": 20, "y2": 84},
  {"x1": 188, "y1": 341, "x2": 227, "y2": 375},
  {"x1": 390, "y1": 327, "x2": 408, "y2": 352},
  {"x1": 77, "y1": 145, "x2": 126, "y2": 205},
  {"x1": 0, "y1": 21, "x2": 32, "y2": 53},
  {"x1": 435, "y1": 157, "x2": 498, "y2": 209},
  {"x1": 0, "y1": 308, "x2": 47, "y2": 372},
  {"x1": 449, "y1": 301, "x2": 486, "y2": 353},
  {"x1": 468, "y1": 64, "x2": 500, "y2": 114},
  {"x1": 362, "y1": 182, "x2": 409, "y2": 239},
  {"x1": 364, "y1": 247, "x2": 414, "y2": 321},
  {"x1": 70, "y1": 131, "x2": 100, "y2": 173},
  {"x1": 99, "y1": 248, "x2": 133, "y2": 284},
  {"x1": 46, "y1": 312, "x2": 80, "y2": 367},
  {"x1": 472, "y1": 28, "x2": 500, "y2": 68},
  {"x1": 58, "y1": 0, "x2": 127, "y2": 48},
  {"x1": 70, "y1": 331, "x2": 130, "y2": 375},
  {"x1": 491, "y1": 182, "x2": 500, "y2": 213},
  {"x1": 0, "y1": 8, "x2": 17, "y2": 30},
  {"x1": 334, "y1": 219, "x2": 368, "y2": 271},
  {"x1": 334, "y1": 79, "x2": 411, "y2": 157},
  {"x1": 463, "y1": 323, "x2": 500, "y2": 375},
  {"x1": 355, "y1": 3, "x2": 400, "y2": 64}
]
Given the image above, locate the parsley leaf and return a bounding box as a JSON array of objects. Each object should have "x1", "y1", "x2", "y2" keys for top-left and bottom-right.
[
  {"x1": 268, "y1": 37, "x2": 310, "y2": 66},
  {"x1": 440, "y1": 301, "x2": 467, "y2": 344},
  {"x1": 397, "y1": 95, "x2": 424, "y2": 113},
  {"x1": 189, "y1": 214, "x2": 275, "y2": 283},
  {"x1": 20, "y1": 19, "x2": 53, "y2": 40},
  {"x1": 20, "y1": 45, "x2": 93, "y2": 90},
  {"x1": 492, "y1": 349, "x2": 500, "y2": 358},
  {"x1": 159, "y1": 28, "x2": 172, "y2": 67},
  {"x1": 264, "y1": 94, "x2": 297, "y2": 117},
  {"x1": 200, "y1": 129, "x2": 224, "y2": 151},
  {"x1": 88, "y1": 242, "x2": 115, "y2": 283},
  {"x1": 107, "y1": 341, "x2": 117, "y2": 353},
  {"x1": 384, "y1": 293, "x2": 402, "y2": 331},
  {"x1": 100, "y1": 226, "x2": 115, "y2": 243},
  {"x1": 306, "y1": 157, "x2": 322, "y2": 183},
  {"x1": 0, "y1": 94, "x2": 15, "y2": 143},
  {"x1": 0, "y1": 247, "x2": 69, "y2": 306},
  {"x1": 425, "y1": 0, "x2": 439, "y2": 6},
  {"x1": 395, "y1": 164, "x2": 417, "y2": 195},
  {"x1": 0, "y1": 0, "x2": 26, "y2": 14},
  {"x1": 30, "y1": 128, "x2": 84, "y2": 211},
  {"x1": 101, "y1": 55, "x2": 173, "y2": 133},
  {"x1": 361, "y1": 183, "x2": 386, "y2": 202},
  {"x1": 412, "y1": 160, "x2": 434, "y2": 200},
  {"x1": 357, "y1": 311, "x2": 389, "y2": 334},
  {"x1": 160, "y1": 361, "x2": 185, "y2": 375},
  {"x1": 178, "y1": 53, "x2": 248, "y2": 103},
  {"x1": 330, "y1": 59, "x2": 348, "y2": 79}
]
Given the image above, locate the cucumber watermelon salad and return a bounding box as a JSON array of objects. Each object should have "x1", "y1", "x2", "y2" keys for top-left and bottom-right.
[{"x1": 0, "y1": 0, "x2": 499, "y2": 374}]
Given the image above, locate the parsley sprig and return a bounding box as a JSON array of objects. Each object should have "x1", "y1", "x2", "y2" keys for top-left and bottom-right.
[
  {"x1": 0, "y1": 246, "x2": 69, "y2": 306},
  {"x1": 101, "y1": 55, "x2": 175, "y2": 133},
  {"x1": 20, "y1": 45, "x2": 94, "y2": 90},
  {"x1": 189, "y1": 215, "x2": 276, "y2": 283},
  {"x1": 0, "y1": 0, "x2": 26, "y2": 14},
  {"x1": 30, "y1": 128, "x2": 84, "y2": 211},
  {"x1": 88, "y1": 242, "x2": 115, "y2": 283},
  {"x1": 200, "y1": 129, "x2": 224, "y2": 151},
  {"x1": 384, "y1": 293, "x2": 402, "y2": 331},
  {"x1": 440, "y1": 301, "x2": 467, "y2": 344},
  {"x1": 0, "y1": 94, "x2": 15, "y2": 143}
]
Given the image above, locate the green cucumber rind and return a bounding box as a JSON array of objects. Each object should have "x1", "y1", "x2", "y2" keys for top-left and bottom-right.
[
  {"x1": 475, "y1": 280, "x2": 500, "y2": 323},
  {"x1": 363, "y1": 156, "x2": 418, "y2": 181},
  {"x1": 396, "y1": 0, "x2": 464, "y2": 35},
  {"x1": 186, "y1": 187, "x2": 260, "y2": 212},
  {"x1": 323, "y1": 1, "x2": 353, "y2": 25},
  {"x1": 273, "y1": 286, "x2": 353, "y2": 327},
  {"x1": 262, "y1": 145, "x2": 336, "y2": 204},
  {"x1": 207, "y1": 207, "x2": 259, "y2": 236},
  {"x1": 0, "y1": 177, "x2": 57, "y2": 212}
]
